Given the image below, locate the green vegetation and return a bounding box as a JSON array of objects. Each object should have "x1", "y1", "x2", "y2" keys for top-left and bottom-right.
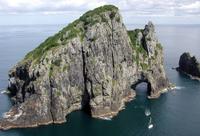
[
  {"x1": 49, "y1": 60, "x2": 62, "y2": 78},
  {"x1": 109, "y1": 11, "x2": 116, "y2": 19},
  {"x1": 112, "y1": 79, "x2": 117, "y2": 87},
  {"x1": 91, "y1": 57, "x2": 97, "y2": 65},
  {"x1": 53, "y1": 59, "x2": 62, "y2": 66},
  {"x1": 80, "y1": 5, "x2": 118, "y2": 26},
  {"x1": 45, "y1": 58, "x2": 49, "y2": 63},
  {"x1": 49, "y1": 64, "x2": 54, "y2": 77},
  {"x1": 101, "y1": 14, "x2": 108, "y2": 23},
  {"x1": 128, "y1": 29, "x2": 148, "y2": 65},
  {"x1": 135, "y1": 53, "x2": 139, "y2": 65},
  {"x1": 156, "y1": 43, "x2": 163, "y2": 50},
  {"x1": 24, "y1": 5, "x2": 118, "y2": 64},
  {"x1": 80, "y1": 5, "x2": 118, "y2": 22},
  {"x1": 56, "y1": 91, "x2": 61, "y2": 96},
  {"x1": 155, "y1": 50, "x2": 158, "y2": 57},
  {"x1": 116, "y1": 17, "x2": 120, "y2": 22},
  {"x1": 25, "y1": 20, "x2": 82, "y2": 63},
  {"x1": 128, "y1": 29, "x2": 143, "y2": 48},
  {"x1": 90, "y1": 36, "x2": 97, "y2": 42},
  {"x1": 63, "y1": 64, "x2": 69, "y2": 72},
  {"x1": 140, "y1": 63, "x2": 148, "y2": 70},
  {"x1": 80, "y1": 16, "x2": 99, "y2": 26}
]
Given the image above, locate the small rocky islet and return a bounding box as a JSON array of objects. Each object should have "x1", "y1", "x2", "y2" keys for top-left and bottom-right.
[
  {"x1": 0, "y1": 5, "x2": 170, "y2": 130},
  {"x1": 176, "y1": 52, "x2": 200, "y2": 80}
]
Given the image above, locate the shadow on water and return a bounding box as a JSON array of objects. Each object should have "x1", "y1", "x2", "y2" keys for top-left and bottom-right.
[
  {"x1": 134, "y1": 82, "x2": 151, "y2": 119},
  {"x1": 134, "y1": 82, "x2": 150, "y2": 109}
]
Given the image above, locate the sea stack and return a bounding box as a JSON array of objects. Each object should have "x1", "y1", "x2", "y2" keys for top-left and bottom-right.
[
  {"x1": 0, "y1": 5, "x2": 170, "y2": 130},
  {"x1": 177, "y1": 52, "x2": 200, "y2": 80}
]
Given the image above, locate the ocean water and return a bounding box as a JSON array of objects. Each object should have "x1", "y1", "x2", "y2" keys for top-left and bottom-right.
[{"x1": 0, "y1": 24, "x2": 200, "y2": 136}]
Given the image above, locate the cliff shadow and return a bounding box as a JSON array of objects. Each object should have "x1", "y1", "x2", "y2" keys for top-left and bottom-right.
[
  {"x1": 81, "y1": 90, "x2": 92, "y2": 116},
  {"x1": 80, "y1": 46, "x2": 92, "y2": 116}
]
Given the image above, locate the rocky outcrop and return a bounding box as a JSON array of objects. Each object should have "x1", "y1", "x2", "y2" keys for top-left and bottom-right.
[
  {"x1": 0, "y1": 5, "x2": 170, "y2": 130},
  {"x1": 177, "y1": 52, "x2": 200, "y2": 80}
]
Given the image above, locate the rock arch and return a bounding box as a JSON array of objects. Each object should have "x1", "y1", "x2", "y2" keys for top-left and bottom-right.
[{"x1": 131, "y1": 78, "x2": 152, "y2": 96}]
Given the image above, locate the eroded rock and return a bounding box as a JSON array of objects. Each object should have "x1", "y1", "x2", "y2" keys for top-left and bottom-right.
[{"x1": 0, "y1": 5, "x2": 170, "y2": 130}]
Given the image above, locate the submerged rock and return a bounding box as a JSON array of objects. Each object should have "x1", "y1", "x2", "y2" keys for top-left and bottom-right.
[
  {"x1": 0, "y1": 5, "x2": 170, "y2": 130},
  {"x1": 177, "y1": 52, "x2": 200, "y2": 80}
]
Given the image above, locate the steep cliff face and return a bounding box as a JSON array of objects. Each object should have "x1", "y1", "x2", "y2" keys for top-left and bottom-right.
[
  {"x1": 0, "y1": 5, "x2": 170, "y2": 130},
  {"x1": 177, "y1": 52, "x2": 200, "y2": 80}
]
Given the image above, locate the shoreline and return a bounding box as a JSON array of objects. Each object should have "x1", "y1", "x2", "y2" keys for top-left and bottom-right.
[
  {"x1": 0, "y1": 91, "x2": 136, "y2": 130},
  {"x1": 176, "y1": 68, "x2": 200, "y2": 81},
  {"x1": 1, "y1": 85, "x2": 174, "y2": 130},
  {"x1": 0, "y1": 89, "x2": 10, "y2": 94},
  {"x1": 148, "y1": 84, "x2": 175, "y2": 99},
  {"x1": 92, "y1": 91, "x2": 136, "y2": 120}
]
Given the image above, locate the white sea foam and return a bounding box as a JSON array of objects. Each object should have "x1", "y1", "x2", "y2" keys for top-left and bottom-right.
[
  {"x1": 0, "y1": 88, "x2": 5, "y2": 93},
  {"x1": 174, "y1": 86, "x2": 185, "y2": 90},
  {"x1": 0, "y1": 89, "x2": 9, "y2": 94},
  {"x1": 99, "y1": 117, "x2": 112, "y2": 121}
]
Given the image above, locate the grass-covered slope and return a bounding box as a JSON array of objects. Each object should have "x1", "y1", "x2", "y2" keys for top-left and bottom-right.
[
  {"x1": 128, "y1": 29, "x2": 148, "y2": 66},
  {"x1": 24, "y1": 5, "x2": 119, "y2": 63}
]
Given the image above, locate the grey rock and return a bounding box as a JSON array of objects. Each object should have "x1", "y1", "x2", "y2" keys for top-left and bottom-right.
[{"x1": 0, "y1": 5, "x2": 170, "y2": 130}]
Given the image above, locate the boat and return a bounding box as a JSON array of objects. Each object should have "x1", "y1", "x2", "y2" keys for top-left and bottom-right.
[
  {"x1": 145, "y1": 108, "x2": 151, "y2": 116},
  {"x1": 148, "y1": 117, "x2": 154, "y2": 129}
]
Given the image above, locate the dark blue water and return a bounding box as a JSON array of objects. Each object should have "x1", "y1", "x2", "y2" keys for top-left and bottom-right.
[{"x1": 0, "y1": 24, "x2": 200, "y2": 136}]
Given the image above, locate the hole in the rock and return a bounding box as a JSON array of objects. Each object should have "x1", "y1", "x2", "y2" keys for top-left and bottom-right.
[
  {"x1": 135, "y1": 82, "x2": 148, "y2": 96},
  {"x1": 132, "y1": 81, "x2": 151, "y2": 97}
]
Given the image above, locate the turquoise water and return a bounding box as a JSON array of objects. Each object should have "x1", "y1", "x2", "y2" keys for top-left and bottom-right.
[{"x1": 0, "y1": 24, "x2": 200, "y2": 136}]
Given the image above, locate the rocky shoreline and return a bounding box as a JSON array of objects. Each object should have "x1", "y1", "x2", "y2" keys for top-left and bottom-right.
[
  {"x1": 177, "y1": 69, "x2": 200, "y2": 81},
  {"x1": 148, "y1": 85, "x2": 174, "y2": 99},
  {"x1": 94, "y1": 90, "x2": 136, "y2": 120}
]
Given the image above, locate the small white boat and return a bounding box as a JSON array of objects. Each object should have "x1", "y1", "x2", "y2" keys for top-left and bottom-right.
[
  {"x1": 148, "y1": 124, "x2": 153, "y2": 129},
  {"x1": 145, "y1": 109, "x2": 151, "y2": 116}
]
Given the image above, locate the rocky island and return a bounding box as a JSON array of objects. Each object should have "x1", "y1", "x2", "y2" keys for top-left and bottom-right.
[
  {"x1": 177, "y1": 52, "x2": 200, "y2": 80},
  {"x1": 0, "y1": 5, "x2": 170, "y2": 130}
]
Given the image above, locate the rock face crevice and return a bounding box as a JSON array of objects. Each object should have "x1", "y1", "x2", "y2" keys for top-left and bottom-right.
[
  {"x1": 81, "y1": 45, "x2": 92, "y2": 115},
  {"x1": 0, "y1": 5, "x2": 170, "y2": 130}
]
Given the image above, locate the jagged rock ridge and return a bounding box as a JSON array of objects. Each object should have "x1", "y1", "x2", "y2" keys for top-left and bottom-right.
[
  {"x1": 0, "y1": 5, "x2": 170, "y2": 130},
  {"x1": 177, "y1": 52, "x2": 200, "y2": 80}
]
